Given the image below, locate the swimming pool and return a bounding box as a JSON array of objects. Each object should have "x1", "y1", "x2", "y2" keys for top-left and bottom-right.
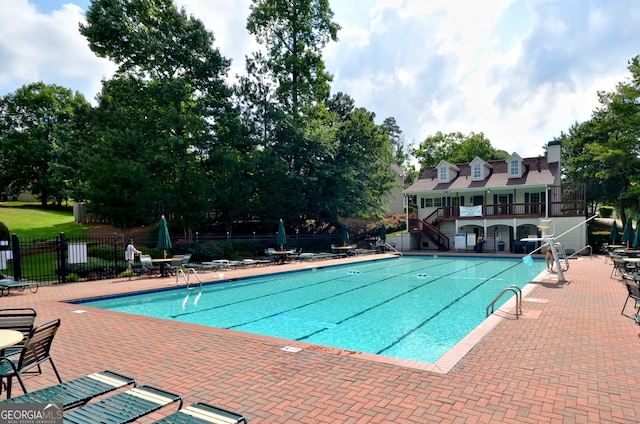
[{"x1": 74, "y1": 256, "x2": 545, "y2": 363}]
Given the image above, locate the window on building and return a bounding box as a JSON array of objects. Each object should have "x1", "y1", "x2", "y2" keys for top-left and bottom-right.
[
  {"x1": 425, "y1": 198, "x2": 433, "y2": 207},
  {"x1": 433, "y1": 197, "x2": 442, "y2": 207},
  {"x1": 438, "y1": 166, "x2": 448, "y2": 182},
  {"x1": 509, "y1": 159, "x2": 520, "y2": 176},
  {"x1": 472, "y1": 163, "x2": 482, "y2": 179},
  {"x1": 529, "y1": 192, "x2": 540, "y2": 213}
]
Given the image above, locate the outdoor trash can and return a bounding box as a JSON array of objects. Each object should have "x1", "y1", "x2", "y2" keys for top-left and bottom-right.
[{"x1": 498, "y1": 241, "x2": 505, "y2": 251}]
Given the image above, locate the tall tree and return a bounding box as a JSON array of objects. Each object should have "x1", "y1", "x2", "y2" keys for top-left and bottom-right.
[
  {"x1": 382, "y1": 117, "x2": 408, "y2": 166},
  {"x1": 80, "y1": 0, "x2": 242, "y2": 234},
  {"x1": 0, "y1": 83, "x2": 90, "y2": 206},
  {"x1": 246, "y1": 0, "x2": 340, "y2": 117},
  {"x1": 561, "y1": 55, "x2": 640, "y2": 224}
]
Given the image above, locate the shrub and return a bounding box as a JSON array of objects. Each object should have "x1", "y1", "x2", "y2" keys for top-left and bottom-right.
[
  {"x1": 66, "y1": 257, "x2": 120, "y2": 277},
  {"x1": 87, "y1": 245, "x2": 118, "y2": 261},
  {"x1": 599, "y1": 206, "x2": 614, "y2": 218}
]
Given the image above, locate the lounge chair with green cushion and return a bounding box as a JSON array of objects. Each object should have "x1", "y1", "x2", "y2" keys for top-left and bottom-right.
[
  {"x1": 0, "y1": 370, "x2": 136, "y2": 410},
  {"x1": 152, "y1": 402, "x2": 247, "y2": 424},
  {"x1": 62, "y1": 385, "x2": 182, "y2": 424},
  {"x1": 0, "y1": 279, "x2": 38, "y2": 296}
]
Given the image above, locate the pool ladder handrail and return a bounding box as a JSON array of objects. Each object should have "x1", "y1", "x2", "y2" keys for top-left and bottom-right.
[
  {"x1": 567, "y1": 245, "x2": 593, "y2": 259},
  {"x1": 486, "y1": 285, "x2": 522, "y2": 318},
  {"x1": 175, "y1": 267, "x2": 203, "y2": 289},
  {"x1": 383, "y1": 242, "x2": 402, "y2": 255}
]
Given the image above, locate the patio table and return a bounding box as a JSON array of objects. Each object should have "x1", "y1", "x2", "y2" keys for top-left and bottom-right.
[{"x1": 0, "y1": 329, "x2": 23, "y2": 350}]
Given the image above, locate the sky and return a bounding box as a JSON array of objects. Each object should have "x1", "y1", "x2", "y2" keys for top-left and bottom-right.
[{"x1": 2, "y1": 0, "x2": 640, "y2": 159}]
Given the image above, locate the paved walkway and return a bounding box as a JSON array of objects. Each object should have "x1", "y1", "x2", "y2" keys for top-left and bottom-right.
[{"x1": 3, "y1": 253, "x2": 640, "y2": 423}]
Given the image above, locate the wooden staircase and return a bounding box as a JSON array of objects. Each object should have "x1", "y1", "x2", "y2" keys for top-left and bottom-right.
[{"x1": 420, "y1": 218, "x2": 449, "y2": 251}]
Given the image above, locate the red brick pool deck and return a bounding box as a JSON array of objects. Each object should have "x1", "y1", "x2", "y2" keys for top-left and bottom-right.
[{"x1": 3, "y1": 253, "x2": 640, "y2": 423}]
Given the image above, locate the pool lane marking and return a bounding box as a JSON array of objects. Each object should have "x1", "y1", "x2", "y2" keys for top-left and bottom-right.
[
  {"x1": 375, "y1": 261, "x2": 523, "y2": 356},
  {"x1": 223, "y1": 260, "x2": 467, "y2": 330},
  {"x1": 169, "y1": 257, "x2": 457, "y2": 320},
  {"x1": 295, "y1": 260, "x2": 494, "y2": 341}
]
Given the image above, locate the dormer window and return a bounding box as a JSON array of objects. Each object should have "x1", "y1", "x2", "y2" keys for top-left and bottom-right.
[
  {"x1": 469, "y1": 157, "x2": 491, "y2": 181},
  {"x1": 509, "y1": 159, "x2": 520, "y2": 177},
  {"x1": 506, "y1": 153, "x2": 524, "y2": 178},
  {"x1": 472, "y1": 163, "x2": 482, "y2": 179},
  {"x1": 435, "y1": 160, "x2": 459, "y2": 183},
  {"x1": 438, "y1": 166, "x2": 448, "y2": 182}
]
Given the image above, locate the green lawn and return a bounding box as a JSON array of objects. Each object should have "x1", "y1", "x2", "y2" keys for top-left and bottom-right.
[{"x1": 0, "y1": 202, "x2": 98, "y2": 238}]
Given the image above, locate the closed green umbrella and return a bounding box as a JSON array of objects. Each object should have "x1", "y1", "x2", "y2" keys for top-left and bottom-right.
[
  {"x1": 621, "y1": 217, "x2": 634, "y2": 248},
  {"x1": 610, "y1": 220, "x2": 620, "y2": 243},
  {"x1": 277, "y1": 219, "x2": 287, "y2": 250},
  {"x1": 156, "y1": 215, "x2": 172, "y2": 258},
  {"x1": 342, "y1": 223, "x2": 350, "y2": 246},
  {"x1": 634, "y1": 215, "x2": 640, "y2": 248},
  {"x1": 379, "y1": 224, "x2": 387, "y2": 242}
]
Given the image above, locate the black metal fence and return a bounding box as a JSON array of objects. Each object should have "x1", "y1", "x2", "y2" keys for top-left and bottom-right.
[{"x1": 1, "y1": 231, "x2": 368, "y2": 286}]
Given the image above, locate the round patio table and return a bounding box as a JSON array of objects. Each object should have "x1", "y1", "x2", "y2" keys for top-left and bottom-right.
[{"x1": 0, "y1": 329, "x2": 23, "y2": 350}]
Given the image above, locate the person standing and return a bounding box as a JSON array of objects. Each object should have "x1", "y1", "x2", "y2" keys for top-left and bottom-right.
[
  {"x1": 125, "y1": 239, "x2": 142, "y2": 271},
  {"x1": 545, "y1": 244, "x2": 555, "y2": 270}
]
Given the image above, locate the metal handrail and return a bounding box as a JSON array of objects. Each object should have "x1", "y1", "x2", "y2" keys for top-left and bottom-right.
[
  {"x1": 486, "y1": 285, "x2": 522, "y2": 318},
  {"x1": 383, "y1": 242, "x2": 402, "y2": 255},
  {"x1": 175, "y1": 267, "x2": 203, "y2": 288},
  {"x1": 568, "y1": 245, "x2": 593, "y2": 259}
]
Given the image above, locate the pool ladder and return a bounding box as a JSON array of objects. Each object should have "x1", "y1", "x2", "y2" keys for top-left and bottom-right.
[
  {"x1": 486, "y1": 285, "x2": 522, "y2": 318},
  {"x1": 175, "y1": 267, "x2": 203, "y2": 289}
]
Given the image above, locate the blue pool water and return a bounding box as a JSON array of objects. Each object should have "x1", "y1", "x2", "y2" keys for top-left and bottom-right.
[{"x1": 74, "y1": 256, "x2": 545, "y2": 363}]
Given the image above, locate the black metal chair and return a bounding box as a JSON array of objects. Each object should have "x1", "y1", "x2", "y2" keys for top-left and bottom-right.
[
  {"x1": 0, "y1": 318, "x2": 62, "y2": 398},
  {"x1": 621, "y1": 275, "x2": 640, "y2": 317},
  {"x1": 0, "y1": 308, "x2": 36, "y2": 357}
]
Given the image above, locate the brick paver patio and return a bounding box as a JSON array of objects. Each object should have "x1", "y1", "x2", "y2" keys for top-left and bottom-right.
[{"x1": 2, "y1": 253, "x2": 639, "y2": 423}]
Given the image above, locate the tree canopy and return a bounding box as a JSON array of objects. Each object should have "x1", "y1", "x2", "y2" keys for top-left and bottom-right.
[
  {"x1": 412, "y1": 131, "x2": 508, "y2": 169},
  {"x1": 560, "y1": 55, "x2": 640, "y2": 223},
  {"x1": 0, "y1": 0, "x2": 419, "y2": 235},
  {"x1": 0, "y1": 82, "x2": 90, "y2": 206},
  {"x1": 246, "y1": 0, "x2": 340, "y2": 117}
]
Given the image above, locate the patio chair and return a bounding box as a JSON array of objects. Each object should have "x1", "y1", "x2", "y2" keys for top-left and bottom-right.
[
  {"x1": 0, "y1": 308, "x2": 36, "y2": 357},
  {"x1": 169, "y1": 255, "x2": 185, "y2": 275},
  {"x1": 0, "y1": 370, "x2": 136, "y2": 410},
  {"x1": 152, "y1": 402, "x2": 248, "y2": 424},
  {"x1": 0, "y1": 279, "x2": 38, "y2": 297},
  {"x1": 133, "y1": 255, "x2": 156, "y2": 276},
  {"x1": 62, "y1": 384, "x2": 183, "y2": 424},
  {"x1": 621, "y1": 274, "x2": 640, "y2": 316},
  {"x1": 611, "y1": 257, "x2": 632, "y2": 279},
  {"x1": 0, "y1": 318, "x2": 62, "y2": 398}
]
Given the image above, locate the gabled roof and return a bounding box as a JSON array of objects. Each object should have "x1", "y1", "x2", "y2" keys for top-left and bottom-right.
[
  {"x1": 404, "y1": 156, "x2": 557, "y2": 194},
  {"x1": 470, "y1": 156, "x2": 493, "y2": 169},
  {"x1": 436, "y1": 160, "x2": 460, "y2": 171}
]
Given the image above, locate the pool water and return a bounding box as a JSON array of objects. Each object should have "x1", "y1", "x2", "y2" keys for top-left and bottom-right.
[{"x1": 76, "y1": 256, "x2": 545, "y2": 363}]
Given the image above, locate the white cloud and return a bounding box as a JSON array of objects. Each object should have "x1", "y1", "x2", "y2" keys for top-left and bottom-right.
[
  {"x1": 0, "y1": 0, "x2": 116, "y2": 102},
  {"x1": 2, "y1": 0, "x2": 640, "y2": 159}
]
